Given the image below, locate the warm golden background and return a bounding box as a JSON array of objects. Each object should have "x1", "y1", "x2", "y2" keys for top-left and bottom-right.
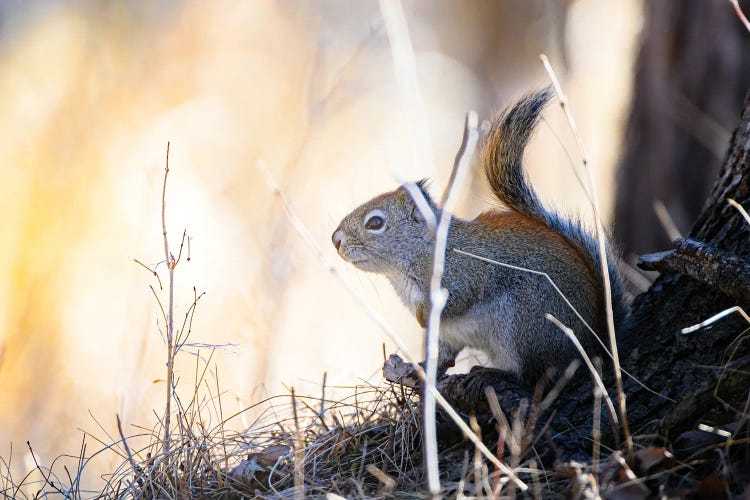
[{"x1": 0, "y1": 0, "x2": 641, "y2": 490}]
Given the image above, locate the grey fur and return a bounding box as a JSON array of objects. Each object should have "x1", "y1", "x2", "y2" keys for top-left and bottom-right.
[{"x1": 332, "y1": 91, "x2": 629, "y2": 386}]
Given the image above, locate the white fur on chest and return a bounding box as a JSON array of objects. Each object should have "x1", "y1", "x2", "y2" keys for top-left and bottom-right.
[
  {"x1": 386, "y1": 272, "x2": 424, "y2": 315},
  {"x1": 385, "y1": 272, "x2": 521, "y2": 375}
]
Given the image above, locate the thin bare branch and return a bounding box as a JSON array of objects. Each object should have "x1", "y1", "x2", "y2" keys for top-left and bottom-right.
[
  {"x1": 653, "y1": 200, "x2": 682, "y2": 241},
  {"x1": 540, "y1": 54, "x2": 633, "y2": 458},
  {"x1": 681, "y1": 305, "x2": 750, "y2": 334},
  {"x1": 291, "y1": 388, "x2": 305, "y2": 500},
  {"x1": 175, "y1": 229, "x2": 188, "y2": 266},
  {"x1": 728, "y1": 198, "x2": 750, "y2": 227},
  {"x1": 116, "y1": 414, "x2": 139, "y2": 475},
  {"x1": 545, "y1": 314, "x2": 619, "y2": 428},
  {"x1": 729, "y1": 0, "x2": 750, "y2": 33},
  {"x1": 132, "y1": 258, "x2": 164, "y2": 290},
  {"x1": 420, "y1": 111, "x2": 478, "y2": 496}
]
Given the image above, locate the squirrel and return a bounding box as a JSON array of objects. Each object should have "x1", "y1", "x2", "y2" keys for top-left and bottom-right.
[{"x1": 331, "y1": 89, "x2": 629, "y2": 386}]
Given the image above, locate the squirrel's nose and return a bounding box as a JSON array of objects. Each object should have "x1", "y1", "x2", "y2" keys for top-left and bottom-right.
[{"x1": 332, "y1": 229, "x2": 345, "y2": 251}]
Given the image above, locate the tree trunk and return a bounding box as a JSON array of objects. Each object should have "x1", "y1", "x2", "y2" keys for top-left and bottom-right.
[
  {"x1": 618, "y1": 90, "x2": 750, "y2": 439},
  {"x1": 614, "y1": 0, "x2": 750, "y2": 261}
]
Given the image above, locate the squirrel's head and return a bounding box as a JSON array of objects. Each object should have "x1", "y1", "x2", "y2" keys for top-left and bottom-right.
[{"x1": 332, "y1": 180, "x2": 434, "y2": 275}]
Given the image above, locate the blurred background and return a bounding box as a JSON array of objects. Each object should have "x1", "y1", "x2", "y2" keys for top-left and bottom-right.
[{"x1": 0, "y1": 0, "x2": 748, "y2": 491}]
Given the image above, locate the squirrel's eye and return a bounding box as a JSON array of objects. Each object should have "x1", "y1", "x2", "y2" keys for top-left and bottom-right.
[
  {"x1": 365, "y1": 215, "x2": 384, "y2": 230},
  {"x1": 364, "y1": 211, "x2": 386, "y2": 232}
]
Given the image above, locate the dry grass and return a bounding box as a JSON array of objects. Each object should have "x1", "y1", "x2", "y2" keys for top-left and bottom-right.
[
  {"x1": 2, "y1": 373, "x2": 749, "y2": 498},
  {"x1": 101, "y1": 381, "x2": 427, "y2": 498}
]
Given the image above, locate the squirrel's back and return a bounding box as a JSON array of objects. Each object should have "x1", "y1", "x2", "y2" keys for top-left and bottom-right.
[{"x1": 479, "y1": 88, "x2": 629, "y2": 331}]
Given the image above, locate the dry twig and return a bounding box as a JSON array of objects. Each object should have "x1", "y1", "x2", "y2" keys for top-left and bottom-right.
[
  {"x1": 161, "y1": 142, "x2": 175, "y2": 456},
  {"x1": 545, "y1": 314, "x2": 619, "y2": 429},
  {"x1": 653, "y1": 200, "x2": 682, "y2": 241},
  {"x1": 729, "y1": 0, "x2": 750, "y2": 33},
  {"x1": 420, "y1": 112, "x2": 478, "y2": 496},
  {"x1": 540, "y1": 54, "x2": 633, "y2": 458}
]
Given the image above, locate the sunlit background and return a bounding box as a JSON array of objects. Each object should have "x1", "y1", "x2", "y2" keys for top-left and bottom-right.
[{"x1": 0, "y1": 0, "x2": 641, "y2": 490}]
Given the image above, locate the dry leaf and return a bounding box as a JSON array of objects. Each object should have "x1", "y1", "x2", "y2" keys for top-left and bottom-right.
[
  {"x1": 634, "y1": 446, "x2": 674, "y2": 474},
  {"x1": 252, "y1": 444, "x2": 291, "y2": 467}
]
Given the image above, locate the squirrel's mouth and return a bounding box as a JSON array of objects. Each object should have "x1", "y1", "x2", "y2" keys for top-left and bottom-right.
[
  {"x1": 338, "y1": 247, "x2": 382, "y2": 272},
  {"x1": 337, "y1": 243, "x2": 365, "y2": 262},
  {"x1": 340, "y1": 252, "x2": 371, "y2": 266},
  {"x1": 351, "y1": 259, "x2": 381, "y2": 273}
]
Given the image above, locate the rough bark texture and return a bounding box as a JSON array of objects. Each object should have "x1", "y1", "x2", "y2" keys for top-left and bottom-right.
[
  {"x1": 614, "y1": 0, "x2": 750, "y2": 260},
  {"x1": 638, "y1": 237, "x2": 750, "y2": 304},
  {"x1": 617, "y1": 91, "x2": 750, "y2": 439}
]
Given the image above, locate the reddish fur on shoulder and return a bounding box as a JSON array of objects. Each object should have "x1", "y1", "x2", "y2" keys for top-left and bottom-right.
[
  {"x1": 475, "y1": 210, "x2": 547, "y2": 233},
  {"x1": 474, "y1": 210, "x2": 601, "y2": 291}
]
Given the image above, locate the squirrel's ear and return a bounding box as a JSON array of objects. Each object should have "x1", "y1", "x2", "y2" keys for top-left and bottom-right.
[
  {"x1": 404, "y1": 179, "x2": 434, "y2": 222},
  {"x1": 416, "y1": 178, "x2": 431, "y2": 199}
]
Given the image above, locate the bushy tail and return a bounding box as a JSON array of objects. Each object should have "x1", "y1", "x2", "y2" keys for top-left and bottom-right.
[{"x1": 481, "y1": 88, "x2": 629, "y2": 327}]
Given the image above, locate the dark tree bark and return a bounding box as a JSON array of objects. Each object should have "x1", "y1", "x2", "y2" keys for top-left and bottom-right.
[
  {"x1": 618, "y1": 91, "x2": 750, "y2": 439},
  {"x1": 614, "y1": 0, "x2": 750, "y2": 260}
]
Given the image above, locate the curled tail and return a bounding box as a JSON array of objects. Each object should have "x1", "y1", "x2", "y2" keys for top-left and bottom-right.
[{"x1": 481, "y1": 88, "x2": 629, "y2": 327}]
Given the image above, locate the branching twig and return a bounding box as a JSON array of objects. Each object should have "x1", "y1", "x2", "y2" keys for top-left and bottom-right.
[
  {"x1": 175, "y1": 288, "x2": 206, "y2": 350},
  {"x1": 132, "y1": 258, "x2": 164, "y2": 290},
  {"x1": 156, "y1": 142, "x2": 190, "y2": 460},
  {"x1": 26, "y1": 441, "x2": 66, "y2": 496}
]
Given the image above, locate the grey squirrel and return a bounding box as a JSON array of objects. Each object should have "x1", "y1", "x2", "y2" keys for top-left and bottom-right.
[{"x1": 331, "y1": 89, "x2": 629, "y2": 386}]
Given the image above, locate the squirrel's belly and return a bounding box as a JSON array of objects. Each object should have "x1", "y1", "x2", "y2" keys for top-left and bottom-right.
[{"x1": 441, "y1": 313, "x2": 521, "y2": 375}]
